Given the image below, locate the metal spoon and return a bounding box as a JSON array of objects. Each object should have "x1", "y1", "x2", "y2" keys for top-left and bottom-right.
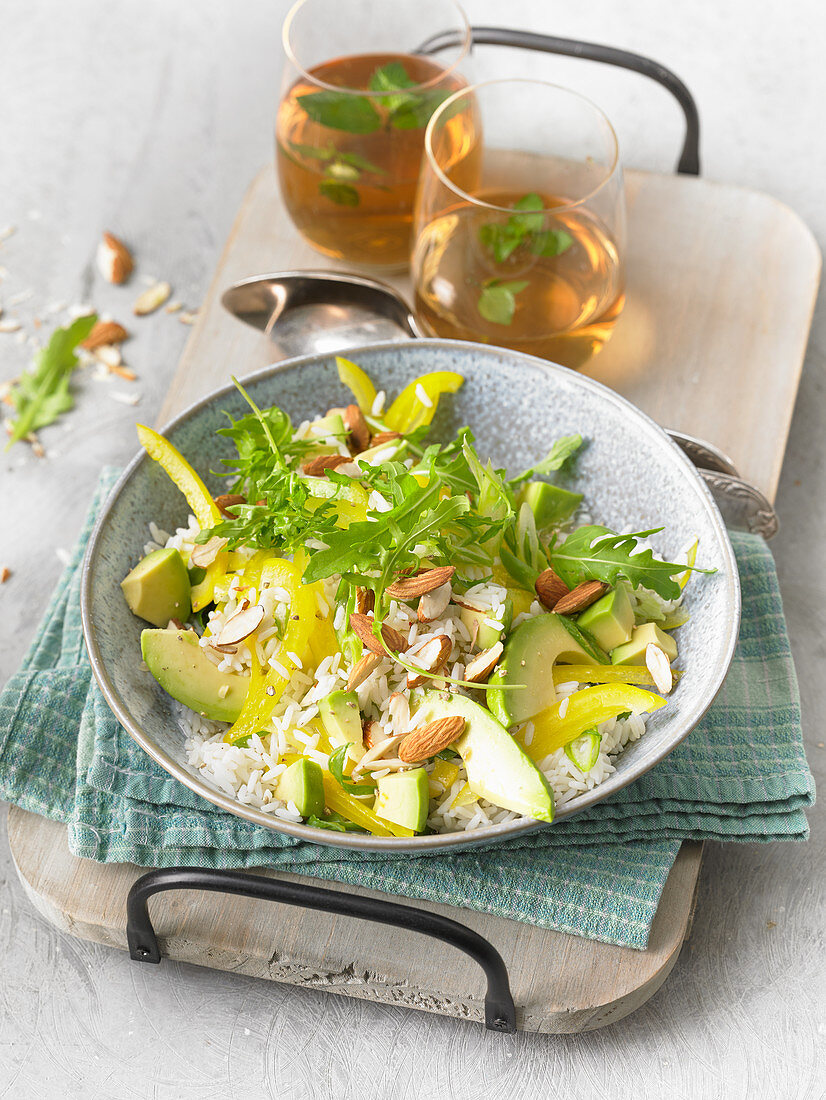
[{"x1": 221, "y1": 271, "x2": 779, "y2": 537}]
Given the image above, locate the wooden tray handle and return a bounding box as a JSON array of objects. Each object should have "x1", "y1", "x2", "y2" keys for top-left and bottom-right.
[
  {"x1": 126, "y1": 867, "x2": 517, "y2": 1033},
  {"x1": 418, "y1": 26, "x2": 701, "y2": 176}
]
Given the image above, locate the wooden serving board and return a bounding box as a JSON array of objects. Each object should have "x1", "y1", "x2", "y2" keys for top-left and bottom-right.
[{"x1": 8, "y1": 166, "x2": 820, "y2": 1034}]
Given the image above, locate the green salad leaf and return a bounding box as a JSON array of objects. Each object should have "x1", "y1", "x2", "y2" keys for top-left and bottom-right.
[
  {"x1": 328, "y1": 745, "x2": 376, "y2": 796},
  {"x1": 508, "y1": 434, "x2": 583, "y2": 487},
  {"x1": 5, "y1": 313, "x2": 97, "y2": 449}
]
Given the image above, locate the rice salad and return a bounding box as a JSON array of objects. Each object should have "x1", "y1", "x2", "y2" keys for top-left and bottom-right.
[{"x1": 122, "y1": 358, "x2": 706, "y2": 839}]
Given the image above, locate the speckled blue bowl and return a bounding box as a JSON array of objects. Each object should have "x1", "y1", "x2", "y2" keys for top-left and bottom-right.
[{"x1": 81, "y1": 339, "x2": 740, "y2": 852}]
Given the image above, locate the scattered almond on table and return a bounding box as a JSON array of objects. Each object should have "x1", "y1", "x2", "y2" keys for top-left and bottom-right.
[
  {"x1": 133, "y1": 281, "x2": 172, "y2": 316},
  {"x1": 0, "y1": 566, "x2": 11, "y2": 583},
  {"x1": 96, "y1": 232, "x2": 134, "y2": 284}
]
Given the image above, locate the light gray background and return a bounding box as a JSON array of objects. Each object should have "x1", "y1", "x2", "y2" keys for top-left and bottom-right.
[{"x1": 1, "y1": 1, "x2": 824, "y2": 1096}]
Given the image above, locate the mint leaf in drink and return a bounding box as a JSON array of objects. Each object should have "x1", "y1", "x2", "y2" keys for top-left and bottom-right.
[
  {"x1": 478, "y1": 221, "x2": 524, "y2": 263},
  {"x1": 510, "y1": 193, "x2": 544, "y2": 233},
  {"x1": 368, "y1": 61, "x2": 451, "y2": 130},
  {"x1": 531, "y1": 227, "x2": 573, "y2": 257},
  {"x1": 289, "y1": 142, "x2": 335, "y2": 161},
  {"x1": 477, "y1": 280, "x2": 529, "y2": 325},
  {"x1": 5, "y1": 313, "x2": 97, "y2": 449},
  {"x1": 337, "y1": 150, "x2": 386, "y2": 174},
  {"x1": 319, "y1": 179, "x2": 360, "y2": 206},
  {"x1": 297, "y1": 90, "x2": 381, "y2": 134}
]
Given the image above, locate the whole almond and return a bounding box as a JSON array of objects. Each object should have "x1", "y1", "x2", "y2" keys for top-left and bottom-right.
[
  {"x1": 386, "y1": 565, "x2": 455, "y2": 600},
  {"x1": 406, "y1": 634, "x2": 452, "y2": 689},
  {"x1": 189, "y1": 535, "x2": 228, "y2": 568},
  {"x1": 399, "y1": 715, "x2": 466, "y2": 763},
  {"x1": 302, "y1": 452, "x2": 353, "y2": 477},
  {"x1": 370, "y1": 430, "x2": 402, "y2": 447},
  {"x1": 81, "y1": 320, "x2": 129, "y2": 349},
  {"x1": 535, "y1": 568, "x2": 570, "y2": 610},
  {"x1": 216, "y1": 603, "x2": 264, "y2": 646},
  {"x1": 344, "y1": 404, "x2": 371, "y2": 453},
  {"x1": 553, "y1": 580, "x2": 609, "y2": 615},
  {"x1": 133, "y1": 281, "x2": 171, "y2": 316},
  {"x1": 214, "y1": 493, "x2": 246, "y2": 517},
  {"x1": 349, "y1": 613, "x2": 408, "y2": 655},
  {"x1": 464, "y1": 641, "x2": 504, "y2": 684},
  {"x1": 346, "y1": 652, "x2": 382, "y2": 691},
  {"x1": 97, "y1": 232, "x2": 134, "y2": 284}
]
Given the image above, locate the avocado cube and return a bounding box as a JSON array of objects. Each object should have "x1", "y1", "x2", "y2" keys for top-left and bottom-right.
[
  {"x1": 577, "y1": 584, "x2": 634, "y2": 651},
  {"x1": 318, "y1": 689, "x2": 365, "y2": 761},
  {"x1": 373, "y1": 768, "x2": 429, "y2": 833},
  {"x1": 518, "y1": 481, "x2": 583, "y2": 530},
  {"x1": 611, "y1": 621, "x2": 678, "y2": 664},
  {"x1": 140, "y1": 628, "x2": 248, "y2": 722},
  {"x1": 122, "y1": 548, "x2": 191, "y2": 628},
  {"x1": 459, "y1": 597, "x2": 513, "y2": 650},
  {"x1": 275, "y1": 758, "x2": 324, "y2": 818}
]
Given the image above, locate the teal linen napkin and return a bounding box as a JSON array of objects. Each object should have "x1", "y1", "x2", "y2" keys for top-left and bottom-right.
[{"x1": 0, "y1": 469, "x2": 814, "y2": 949}]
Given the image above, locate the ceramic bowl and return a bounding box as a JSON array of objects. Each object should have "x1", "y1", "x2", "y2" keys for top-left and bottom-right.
[{"x1": 81, "y1": 339, "x2": 741, "y2": 852}]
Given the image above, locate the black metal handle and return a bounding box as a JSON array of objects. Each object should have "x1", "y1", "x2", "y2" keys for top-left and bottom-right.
[
  {"x1": 126, "y1": 867, "x2": 517, "y2": 1032},
  {"x1": 419, "y1": 26, "x2": 700, "y2": 175}
]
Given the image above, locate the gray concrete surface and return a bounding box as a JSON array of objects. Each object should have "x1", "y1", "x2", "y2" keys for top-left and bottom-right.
[{"x1": 1, "y1": 1, "x2": 824, "y2": 1096}]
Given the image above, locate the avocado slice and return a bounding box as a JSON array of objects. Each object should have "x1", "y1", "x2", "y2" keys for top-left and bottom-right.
[
  {"x1": 305, "y1": 413, "x2": 347, "y2": 457},
  {"x1": 318, "y1": 689, "x2": 365, "y2": 761},
  {"x1": 373, "y1": 768, "x2": 429, "y2": 832},
  {"x1": 275, "y1": 758, "x2": 324, "y2": 817},
  {"x1": 612, "y1": 621, "x2": 678, "y2": 664},
  {"x1": 577, "y1": 584, "x2": 634, "y2": 651},
  {"x1": 413, "y1": 691, "x2": 554, "y2": 822},
  {"x1": 141, "y1": 628, "x2": 248, "y2": 722},
  {"x1": 486, "y1": 613, "x2": 609, "y2": 727},
  {"x1": 121, "y1": 548, "x2": 191, "y2": 628},
  {"x1": 518, "y1": 481, "x2": 583, "y2": 529},
  {"x1": 458, "y1": 597, "x2": 513, "y2": 650}
]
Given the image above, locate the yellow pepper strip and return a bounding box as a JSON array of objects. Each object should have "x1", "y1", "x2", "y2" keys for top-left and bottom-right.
[
  {"x1": 336, "y1": 356, "x2": 377, "y2": 412},
  {"x1": 137, "y1": 424, "x2": 227, "y2": 611},
  {"x1": 519, "y1": 684, "x2": 667, "y2": 763},
  {"x1": 678, "y1": 538, "x2": 699, "y2": 590},
  {"x1": 308, "y1": 608, "x2": 340, "y2": 667},
  {"x1": 430, "y1": 759, "x2": 460, "y2": 794},
  {"x1": 321, "y1": 773, "x2": 413, "y2": 837},
  {"x1": 452, "y1": 782, "x2": 478, "y2": 809},
  {"x1": 223, "y1": 558, "x2": 316, "y2": 744},
  {"x1": 384, "y1": 371, "x2": 464, "y2": 433},
  {"x1": 552, "y1": 664, "x2": 683, "y2": 688}
]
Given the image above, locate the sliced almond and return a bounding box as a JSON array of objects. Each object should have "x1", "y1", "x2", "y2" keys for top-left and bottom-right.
[
  {"x1": 346, "y1": 651, "x2": 382, "y2": 691},
  {"x1": 0, "y1": 319, "x2": 22, "y2": 333},
  {"x1": 133, "y1": 281, "x2": 171, "y2": 316},
  {"x1": 214, "y1": 493, "x2": 246, "y2": 517},
  {"x1": 179, "y1": 310, "x2": 198, "y2": 325},
  {"x1": 355, "y1": 587, "x2": 375, "y2": 616},
  {"x1": 553, "y1": 580, "x2": 609, "y2": 615},
  {"x1": 97, "y1": 232, "x2": 134, "y2": 284},
  {"x1": 363, "y1": 718, "x2": 382, "y2": 749},
  {"x1": 399, "y1": 715, "x2": 466, "y2": 763},
  {"x1": 344, "y1": 404, "x2": 371, "y2": 453},
  {"x1": 349, "y1": 613, "x2": 408, "y2": 656},
  {"x1": 189, "y1": 535, "x2": 228, "y2": 568},
  {"x1": 645, "y1": 643, "x2": 673, "y2": 694},
  {"x1": 209, "y1": 642, "x2": 239, "y2": 654},
  {"x1": 464, "y1": 641, "x2": 504, "y2": 684},
  {"x1": 406, "y1": 634, "x2": 452, "y2": 689},
  {"x1": 93, "y1": 344, "x2": 122, "y2": 368},
  {"x1": 387, "y1": 566, "x2": 455, "y2": 600},
  {"x1": 535, "y1": 567, "x2": 570, "y2": 610},
  {"x1": 353, "y1": 731, "x2": 408, "y2": 775},
  {"x1": 370, "y1": 430, "x2": 402, "y2": 447},
  {"x1": 216, "y1": 603, "x2": 265, "y2": 646},
  {"x1": 417, "y1": 580, "x2": 452, "y2": 623},
  {"x1": 81, "y1": 320, "x2": 129, "y2": 349},
  {"x1": 302, "y1": 453, "x2": 353, "y2": 477}
]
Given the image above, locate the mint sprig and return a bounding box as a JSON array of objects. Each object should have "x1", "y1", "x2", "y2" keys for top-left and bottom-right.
[
  {"x1": 477, "y1": 279, "x2": 529, "y2": 325},
  {"x1": 479, "y1": 192, "x2": 573, "y2": 264},
  {"x1": 297, "y1": 61, "x2": 449, "y2": 134}
]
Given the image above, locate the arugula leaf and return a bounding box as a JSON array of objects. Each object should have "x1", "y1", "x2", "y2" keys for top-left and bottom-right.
[
  {"x1": 328, "y1": 745, "x2": 376, "y2": 795},
  {"x1": 548, "y1": 525, "x2": 706, "y2": 600},
  {"x1": 297, "y1": 90, "x2": 381, "y2": 134},
  {"x1": 509, "y1": 434, "x2": 583, "y2": 487},
  {"x1": 477, "y1": 280, "x2": 530, "y2": 325},
  {"x1": 5, "y1": 314, "x2": 97, "y2": 449},
  {"x1": 319, "y1": 179, "x2": 360, "y2": 206}
]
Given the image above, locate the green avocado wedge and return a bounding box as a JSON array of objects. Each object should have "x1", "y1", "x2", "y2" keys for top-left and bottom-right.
[
  {"x1": 140, "y1": 628, "x2": 249, "y2": 722},
  {"x1": 412, "y1": 690, "x2": 554, "y2": 823},
  {"x1": 373, "y1": 768, "x2": 429, "y2": 833},
  {"x1": 486, "y1": 613, "x2": 609, "y2": 728},
  {"x1": 275, "y1": 758, "x2": 325, "y2": 818},
  {"x1": 121, "y1": 547, "x2": 191, "y2": 628}
]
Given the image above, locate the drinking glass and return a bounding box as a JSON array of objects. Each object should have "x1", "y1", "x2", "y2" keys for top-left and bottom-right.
[
  {"x1": 276, "y1": 0, "x2": 471, "y2": 270},
  {"x1": 412, "y1": 79, "x2": 626, "y2": 369}
]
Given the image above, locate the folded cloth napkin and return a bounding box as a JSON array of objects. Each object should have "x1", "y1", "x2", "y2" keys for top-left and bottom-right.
[{"x1": 0, "y1": 469, "x2": 814, "y2": 949}]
